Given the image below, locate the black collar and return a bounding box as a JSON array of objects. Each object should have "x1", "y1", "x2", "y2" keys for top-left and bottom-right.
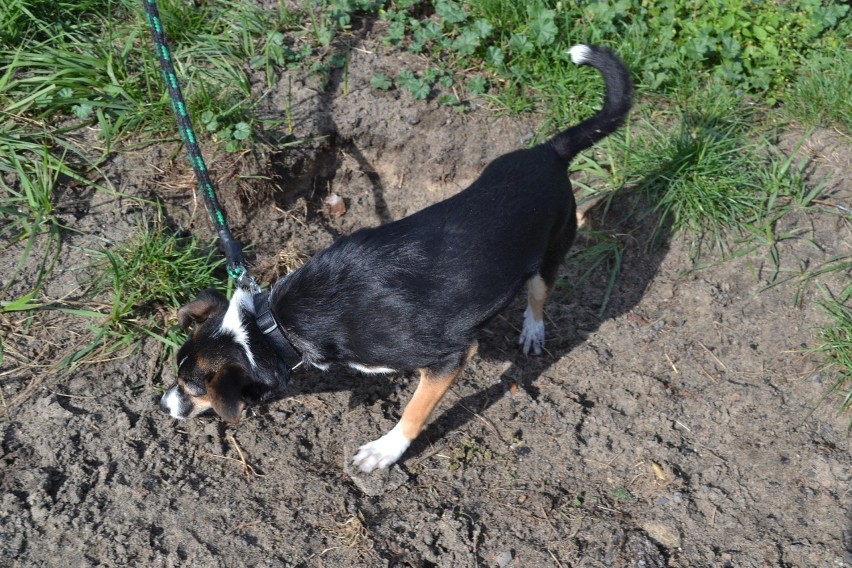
[{"x1": 252, "y1": 290, "x2": 303, "y2": 371}]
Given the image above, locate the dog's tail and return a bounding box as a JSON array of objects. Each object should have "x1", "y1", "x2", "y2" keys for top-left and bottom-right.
[{"x1": 549, "y1": 44, "x2": 633, "y2": 162}]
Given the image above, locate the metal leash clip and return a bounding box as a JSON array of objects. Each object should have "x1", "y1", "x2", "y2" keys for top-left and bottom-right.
[{"x1": 237, "y1": 271, "x2": 263, "y2": 296}]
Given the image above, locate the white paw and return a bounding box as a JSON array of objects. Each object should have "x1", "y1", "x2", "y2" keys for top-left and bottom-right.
[
  {"x1": 518, "y1": 305, "x2": 545, "y2": 355},
  {"x1": 352, "y1": 424, "x2": 411, "y2": 473}
]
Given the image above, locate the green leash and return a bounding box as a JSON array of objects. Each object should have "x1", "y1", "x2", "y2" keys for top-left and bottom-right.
[
  {"x1": 142, "y1": 0, "x2": 256, "y2": 289},
  {"x1": 142, "y1": 0, "x2": 303, "y2": 370}
]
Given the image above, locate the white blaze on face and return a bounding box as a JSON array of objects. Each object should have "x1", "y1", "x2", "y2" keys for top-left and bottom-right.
[
  {"x1": 216, "y1": 287, "x2": 257, "y2": 368},
  {"x1": 161, "y1": 387, "x2": 185, "y2": 419}
]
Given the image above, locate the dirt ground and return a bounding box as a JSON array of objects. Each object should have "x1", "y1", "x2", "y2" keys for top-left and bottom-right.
[{"x1": 2, "y1": 26, "x2": 851, "y2": 568}]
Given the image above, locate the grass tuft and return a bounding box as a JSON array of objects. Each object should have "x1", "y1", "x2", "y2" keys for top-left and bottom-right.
[
  {"x1": 812, "y1": 285, "x2": 852, "y2": 430},
  {"x1": 68, "y1": 216, "x2": 226, "y2": 365},
  {"x1": 0, "y1": 134, "x2": 68, "y2": 297},
  {"x1": 784, "y1": 46, "x2": 852, "y2": 130}
]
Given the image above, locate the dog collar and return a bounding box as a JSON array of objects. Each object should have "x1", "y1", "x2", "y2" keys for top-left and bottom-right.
[{"x1": 252, "y1": 290, "x2": 303, "y2": 371}]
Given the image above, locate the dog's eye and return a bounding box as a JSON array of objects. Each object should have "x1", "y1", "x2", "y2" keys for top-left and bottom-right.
[{"x1": 182, "y1": 382, "x2": 206, "y2": 397}]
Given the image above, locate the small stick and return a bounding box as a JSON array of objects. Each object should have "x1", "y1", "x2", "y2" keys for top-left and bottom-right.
[
  {"x1": 451, "y1": 394, "x2": 507, "y2": 446},
  {"x1": 548, "y1": 548, "x2": 565, "y2": 568},
  {"x1": 226, "y1": 434, "x2": 264, "y2": 477},
  {"x1": 47, "y1": 390, "x2": 97, "y2": 400},
  {"x1": 664, "y1": 352, "x2": 679, "y2": 374},
  {"x1": 697, "y1": 340, "x2": 727, "y2": 370}
]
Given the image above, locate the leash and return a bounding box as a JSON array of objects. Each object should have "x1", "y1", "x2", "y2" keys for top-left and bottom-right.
[
  {"x1": 142, "y1": 0, "x2": 302, "y2": 371},
  {"x1": 142, "y1": 0, "x2": 252, "y2": 287}
]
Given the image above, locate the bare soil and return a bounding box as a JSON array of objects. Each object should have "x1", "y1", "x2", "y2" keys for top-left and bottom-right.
[{"x1": 2, "y1": 26, "x2": 851, "y2": 568}]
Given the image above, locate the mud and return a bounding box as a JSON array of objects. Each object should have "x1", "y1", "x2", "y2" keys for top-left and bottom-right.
[{"x1": 2, "y1": 25, "x2": 851, "y2": 568}]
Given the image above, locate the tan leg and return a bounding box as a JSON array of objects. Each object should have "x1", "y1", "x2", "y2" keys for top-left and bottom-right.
[
  {"x1": 352, "y1": 342, "x2": 477, "y2": 473},
  {"x1": 576, "y1": 208, "x2": 589, "y2": 230},
  {"x1": 399, "y1": 367, "x2": 462, "y2": 440},
  {"x1": 519, "y1": 275, "x2": 550, "y2": 355},
  {"x1": 527, "y1": 274, "x2": 548, "y2": 320}
]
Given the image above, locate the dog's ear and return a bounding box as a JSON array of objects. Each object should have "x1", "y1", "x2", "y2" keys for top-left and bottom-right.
[
  {"x1": 178, "y1": 289, "x2": 228, "y2": 329},
  {"x1": 207, "y1": 364, "x2": 250, "y2": 424}
]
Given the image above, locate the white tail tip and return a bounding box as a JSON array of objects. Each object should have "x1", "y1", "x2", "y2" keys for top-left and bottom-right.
[{"x1": 569, "y1": 44, "x2": 591, "y2": 65}]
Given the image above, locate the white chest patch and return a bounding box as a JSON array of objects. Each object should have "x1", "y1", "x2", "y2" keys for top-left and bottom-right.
[
  {"x1": 348, "y1": 362, "x2": 396, "y2": 375},
  {"x1": 216, "y1": 288, "x2": 257, "y2": 368}
]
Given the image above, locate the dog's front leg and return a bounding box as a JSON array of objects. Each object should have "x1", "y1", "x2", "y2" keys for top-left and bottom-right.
[{"x1": 352, "y1": 342, "x2": 477, "y2": 473}]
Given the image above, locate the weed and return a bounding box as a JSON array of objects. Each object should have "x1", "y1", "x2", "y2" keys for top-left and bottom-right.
[
  {"x1": 784, "y1": 46, "x2": 852, "y2": 130},
  {"x1": 370, "y1": 73, "x2": 392, "y2": 90},
  {"x1": 0, "y1": 133, "x2": 75, "y2": 297},
  {"x1": 360, "y1": 0, "x2": 850, "y2": 129},
  {"x1": 610, "y1": 486, "x2": 632, "y2": 502},
  {"x1": 558, "y1": 231, "x2": 624, "y2": 317},
  {"x1": 448, "y1": 437, "x2": 493, "y2": 471},
  {"x1": 71, "y1": 216, "x2": 225, "y2": 365},
  {"x1": 636, "y1": 114, "x2": 763, "y2": 248},
  {"x1": 812, "y1": 285, "x2": 852, "y2": 430}
]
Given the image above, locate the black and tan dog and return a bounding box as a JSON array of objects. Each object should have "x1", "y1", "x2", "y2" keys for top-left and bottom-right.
[{"x1": 160, "y1": 44, "x2": 632, "y2": 473}]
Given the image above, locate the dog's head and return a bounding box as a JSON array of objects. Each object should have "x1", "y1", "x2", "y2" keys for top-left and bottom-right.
[{"x1": 160, "y1": 288, "x2": 288, "y2": 423}]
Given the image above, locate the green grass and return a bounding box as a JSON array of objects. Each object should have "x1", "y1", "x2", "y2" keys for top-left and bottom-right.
[
  {"x1": 557, "y1": 232, "x2": 624, "y2": 317},
  {"x1": 67, "y1": 216, "x2": 226, "y2": 366},
  {"x1": 357, "y1": 0, "x2": 850, "y2": 129},
  {"x1": 784, "y1": 46, "x2": 852, "y2": 130},
  {"x1": 0, "y1": 0, "x2": 310, "y2": 155},
  {"x1": 812, "y1": 285, "x2": 852, "y2": 431},
  {"x1": 0, "y1": 0, "x2": 311, "y2": 295},
  {"x1": 0, "y1": 131, "x2": 72, "y2": 300}
]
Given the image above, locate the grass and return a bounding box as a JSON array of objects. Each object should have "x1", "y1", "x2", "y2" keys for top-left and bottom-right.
[
  {"x1": 812, "y1": 285, "x2": 852, "y2": 431},
  {"x1": 0, "y1": 132, "x2": 70, "y2": 301},
  {"x1": 0, "y1": 0, "x2": 849, "y2": 417},
  {"x1": 557, "y1": 232, "x2": 624, "y2": 318},
  {"x1": 67, "y1": 214, "x2": 227, "y2": 367},
  {"x1": 784, "y1": 46, "x2": 852, "y2": 131}
]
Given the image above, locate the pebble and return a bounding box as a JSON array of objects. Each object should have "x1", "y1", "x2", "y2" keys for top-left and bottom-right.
[
  {"x1": 323, "y1": 193, "x2": 346, "y2": 218},
  {"x1": 642, "y1": 520, "x2": 681, "y2": 549},
  {"x1": 495, "y1": 550, "x2": 514, "y2": 567}
]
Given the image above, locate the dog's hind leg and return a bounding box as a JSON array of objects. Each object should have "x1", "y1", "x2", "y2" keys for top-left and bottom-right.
[
  {"x1": 352, "y1": 342, "x2": 478, "y2": 473},
  {"x1": 519, "y1": 213, "x2": 578, "y2": 355},
  {"x1": 519, "y1": 274, "x2": 549, "y2": 355}
]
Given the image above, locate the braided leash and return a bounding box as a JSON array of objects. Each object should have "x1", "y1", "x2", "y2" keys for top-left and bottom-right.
[
  {"x1": 142, "y1": 0, "x2": 256, "y2": 289},
  {"x1": 142, "y1": 0, "x2": 302, "y2": 370}
]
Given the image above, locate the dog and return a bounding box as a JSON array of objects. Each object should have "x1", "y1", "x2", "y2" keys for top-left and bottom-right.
[{"x1": 160, "y1": 44, "x2": 632, "y2": 473}]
